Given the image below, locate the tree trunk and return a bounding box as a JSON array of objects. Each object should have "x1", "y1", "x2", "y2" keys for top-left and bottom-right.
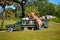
[{"x1": 0, "y1": 12, "x2": 5, "y2": 29}]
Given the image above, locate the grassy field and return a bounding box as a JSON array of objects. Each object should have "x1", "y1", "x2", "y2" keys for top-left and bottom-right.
[{"x1": 0, "y1": 20, "x2": 60, "y2": 40}]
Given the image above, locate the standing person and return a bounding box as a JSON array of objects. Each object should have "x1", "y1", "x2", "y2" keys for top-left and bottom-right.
[{"x1": 30, "y1": 11, "x2": 42, "y2": 30}]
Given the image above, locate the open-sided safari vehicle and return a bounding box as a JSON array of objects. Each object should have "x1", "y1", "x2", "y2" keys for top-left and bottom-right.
[{"x1": 6, "y1": 17, "x2": 49, "y2": 32}]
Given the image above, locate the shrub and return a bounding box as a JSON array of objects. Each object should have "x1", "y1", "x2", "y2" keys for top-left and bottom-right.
[{"x1": 49, "y1": 17, "x2": 60, "y2": 23}]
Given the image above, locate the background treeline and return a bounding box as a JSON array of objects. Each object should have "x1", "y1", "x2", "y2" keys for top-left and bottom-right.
[{"x1": 0, "y1": 0, "x2": 60, "y2": 20}]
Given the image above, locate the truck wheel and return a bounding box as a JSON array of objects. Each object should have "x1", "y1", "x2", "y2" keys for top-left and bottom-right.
[
  {"x1": 44, "y1": 26, "x2": 48, "y2": 28},
  {"x1": 7, "y1": 27, "x2": 13, "y2": 32}
]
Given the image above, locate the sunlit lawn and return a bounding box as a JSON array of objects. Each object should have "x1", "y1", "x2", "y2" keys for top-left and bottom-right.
[{"x1": 0, "y1": 20, "x2": 60, "y2": 40}]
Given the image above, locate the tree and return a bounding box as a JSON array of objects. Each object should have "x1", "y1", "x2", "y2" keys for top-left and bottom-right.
[
  {"x1": 0, "y1": 0, "x2": 27, "y2": 29},
  {"x1": 0, "y1": 0, "x2": 15, "y2": 29},
  {"x1": 55, "y1": 5, "x2": 60, "y2": 17},
  {"x1": 25, "y1": 0, "x2": 39, "y2": 16},
  {"x1": 13, "y1": 1, "x2": 22, "y2": 17},
  {"x1": 5, "y1": 8, "x2": 15, "y2": 18},
  {"x1": 38, "y1": 0, "x2": 55, "y2": 16}
]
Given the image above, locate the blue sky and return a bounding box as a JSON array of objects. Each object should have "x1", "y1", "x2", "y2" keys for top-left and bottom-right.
[
  {"x1": 5, "y1": 5, "x2": 15, "y2": 10},
  {"x1": 48, "y1": 0, "x2": 60, "y2": 4},
  {"x1": 0, "y1": 5, "x2": 15, "y2": 10},
  {"x1": 0, "y1": 5, "x2": 15, "y2": 13}
]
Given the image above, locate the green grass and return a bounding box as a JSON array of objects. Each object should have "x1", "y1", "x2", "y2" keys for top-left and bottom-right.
[{"x1": 0, "y1": 22, "x2": 60, "y2": 40}]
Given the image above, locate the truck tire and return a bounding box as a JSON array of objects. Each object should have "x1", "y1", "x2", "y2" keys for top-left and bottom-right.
[
  {"x1": 6, "y1": 27, "x2": 13, "y2": 32},
  {"x1": 44, "y1": 25, "x2": 48, "y2": 28}
]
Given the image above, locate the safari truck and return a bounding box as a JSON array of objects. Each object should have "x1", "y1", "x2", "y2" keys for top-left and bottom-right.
[{"x1": 6, "y1": 17, "x2": 49, "y2": 32}]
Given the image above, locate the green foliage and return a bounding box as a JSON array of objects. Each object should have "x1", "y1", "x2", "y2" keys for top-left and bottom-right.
[
  {"x1": 55, "y1": 5, "x2": 60, "y2": 17},
  {"x1": 0, "y1": 0, "x2": 60, "y2": 23},
  {"x1": 38, "y1": 0, "x2": 55, "y2": 16},
  {"x1": 14, "y1": 6, "x2": 22, "y2": 17},
  {"x1": 5, "y1": 17, "x2": 20, "y2": 21},
  {"x1": 26, "y1": 0, "x2": 39, "y2": 16},
  {"x1": 5, "y1": 8, "x2": 15, "y2": 18},
  {"x1": 49, "y1": 17, "x2": 60, "y2": 23}
]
